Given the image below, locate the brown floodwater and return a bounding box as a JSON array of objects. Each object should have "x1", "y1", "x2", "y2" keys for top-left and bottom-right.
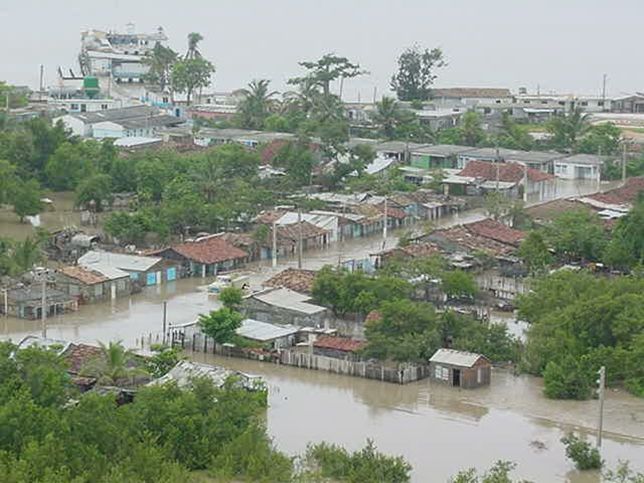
[{"x1": 1, "y1": 180, "x2": 640, "y2": 481}]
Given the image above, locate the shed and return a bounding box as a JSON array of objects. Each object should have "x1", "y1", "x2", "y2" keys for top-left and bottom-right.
[
  {"x1": 429, "y1": 348, "x2": 491, "y2": 389},
  {"x1": 243, "y1": 287, "x2": 329, "y2": 327},
  {"x1": 56, "y1": 264, "x2": 131, "y2": 303},
  {"x1": 236, "y1": 319, "x2": 300, "y2": 349},
  {"x1": 78, "y1": 250, "x2": 179, "y2": 286}
]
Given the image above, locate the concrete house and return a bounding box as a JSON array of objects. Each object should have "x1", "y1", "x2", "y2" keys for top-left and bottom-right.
[
  {"x1": 429, "y1": 348, "x2": 491, "y2": 389},
  {"x1": 79, "y1": 250, "x2": 179, "y2": 286},
  {"x1": 3, "y1": 286, "x2": 78, "y2": 319},
  {"x1": 243, "y1": 287, "x2": 330, "y2": 327},
  {"x1": 430, "y1": 87, "x2": 514, "y2": 108},
  {"x1": 554, "y1": 154, "x2": 605, "y2": 181},
  {"x1": 236, "y1": 319, "x2": 300, "y2": 350},
  {"x1": 611, "y1": 94, "x2": 644, "y2": 113},
  {"x1": 56, "y1": 265, "x2": 131, "y2": 304},
  {"x1": 410, "y1": 145, "x2": 475, "y2": 169},
  {"x1": 151, "y1": 234, "x2": 248, "y2": 277}
]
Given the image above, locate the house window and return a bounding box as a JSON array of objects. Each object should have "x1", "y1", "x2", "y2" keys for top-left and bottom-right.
[
  {"x1": 70, "y1": 103, "x2": 79, "y2": 111},
  {"x1": 163, "y1": 97, "x2": 169, "y2": 104},
  {"x1": 598, "y1": 101, "x2": 604, "y2": 106},
  {"x1": 80, "y1": 104, "x2": 87, "y2": 112},
  {"x1": 541, "y1": 100, "x2": 548, "y2": 104},
  {"x1": 524, "y1": 100, "x2": 531, "y2": 104},
  {"x1": 558, "y1": 101, "x2": 566, "y2": 106},
  {"x1": 495, "y1": 100, "x2": 501, "y2": 104},
  {"x1": 477, "y1": 367, "x2": 482, "y2": 384},
  {"x1": 101, "y1": 104, "x2": 108, "y2": 110},
  {"x1": 581, "y1": 101, "x2": 588, "y2": 106}
]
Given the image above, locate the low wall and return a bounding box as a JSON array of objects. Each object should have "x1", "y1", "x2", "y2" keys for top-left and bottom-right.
[{"x1": 171, "y1": 331, "x2": 429, "y2": 385}]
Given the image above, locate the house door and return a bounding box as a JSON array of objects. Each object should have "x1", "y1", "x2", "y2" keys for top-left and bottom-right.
[{"x1": 452, "y1": 369, "x2": 461, "y2": 387}]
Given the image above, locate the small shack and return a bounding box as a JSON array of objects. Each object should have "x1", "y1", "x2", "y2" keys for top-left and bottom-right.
[
  {"x1": 79, "y1": 250, "x2": 180, "y2": 286},
  {"x1": 429, "y1": 348, "x2": 491, "y2": 389},
  {"x1": 312, "y1": 336, "x2": 365, "y2": 361},
  {"x1": 236, "y1": 319, "x2": 300, "y2": 350},
  {"x1": 4, "y1": 285, "x2": 78, "y2": 319},
  {"x1": 243, "y1": 287, "x2": 329, "y2": 327},
  {"x1": 56, "y1": 265, "x2": 131, "y2": 303}
]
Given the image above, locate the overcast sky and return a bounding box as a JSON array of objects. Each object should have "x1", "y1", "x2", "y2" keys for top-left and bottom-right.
[{"x1": 1, "y1": 0, "x2": 642, "y2": 100}]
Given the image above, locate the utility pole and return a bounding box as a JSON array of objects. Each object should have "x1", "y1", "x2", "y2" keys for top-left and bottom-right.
[
  {"x1": 622, "y1": 143, "x2": 627, "y2": 187},
  {"x1": 601, "y1": 74, "x2": 607, "y2": 112},
  {"x1": 162, "y1": 300, "x2": 168, "y2": 345},
  {"x1": 2, "y1": 288, "x2": 7, "y2": 317},
  {"x1": 39, "y1": 64, "x2": 44, "y2": 101},
  {"x1": 597, "y1": 366, "x2": 606, "y2": 447},
  {"x1": 272, "y1": 221, "x2": 277, "y2": 268},
  {"x1": 495, "y1": 146, "x2": 500, "y2": 192},
  {"x1": 297, "y1": 209, "x2": 303, "y2": 269},
  {"x1": 40, "y1": 276, "x2": 47, "y2": 338},
  {"x1": 382, "y1": 196, "x2": 388, "y2": 249}
]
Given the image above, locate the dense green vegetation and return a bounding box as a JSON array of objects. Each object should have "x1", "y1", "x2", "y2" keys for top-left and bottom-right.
[
  {"x1": 312, "y1": 265, "x2": 518, "y2": 364},
  {"x1": 0, "y1": 341, "x2": 419, "y2": 482},
  {"x1": 518, "y1": 271, "x2": 644, "y2": 398},
  {"x1": 561, "y1": 434, "x2": 603, "y2": 470}
]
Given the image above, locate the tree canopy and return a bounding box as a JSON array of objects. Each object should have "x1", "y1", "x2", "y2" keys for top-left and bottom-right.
[{"x1": 390, "y1": 45, "x2": 446, "y2": 102}]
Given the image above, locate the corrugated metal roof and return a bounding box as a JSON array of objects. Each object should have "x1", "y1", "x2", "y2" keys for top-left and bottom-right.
[
  {"x1": 252, "y1": 287, "x2": 326, "y2": 315},
  {"x1": 429, "y1": 348, "x2": 487, "y2": 367},
  {"x1": 148, "y1": 360, "x2": 260, "y2": 389},
  {"x1": 237, "y1": 319, "x2": 300, "y2": 342},
  {"x1": 79, "y1": 250, "x2": 162, "y2": 272}
]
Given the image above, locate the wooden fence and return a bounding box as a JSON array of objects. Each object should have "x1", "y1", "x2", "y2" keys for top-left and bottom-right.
[{"x1": 170, "y1": 331, "x2": 429, "y2": 385}]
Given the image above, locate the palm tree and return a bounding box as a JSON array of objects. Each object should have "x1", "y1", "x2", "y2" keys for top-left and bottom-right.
[
  {"x1": 372, "y1": 96, "x2": 401, "y2": 139},
  {"x1": 547, "y1": 107, "x2": 591, "y2": 152},
  {"x1": 235, "y1": 79, "x2": 279, "y2": 129},
  {"x1": 12, "y1": 237, "x2": 42, "y2": 274},
  {"x1": 142, "y1": 42, "x2": 178, "y2": 91},
  {"x1": 81, "y1": 341, "x2": 147, "y2": 386},
  {"x1": 185, "y1": 32, "x2": 204, "y2": 59}
]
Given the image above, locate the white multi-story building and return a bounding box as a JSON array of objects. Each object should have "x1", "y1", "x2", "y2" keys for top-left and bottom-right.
[{"x1": 80, "y1": 24, "x2": 168, "y2": 83}]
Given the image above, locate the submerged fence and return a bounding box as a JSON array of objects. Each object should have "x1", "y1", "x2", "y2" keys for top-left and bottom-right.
[{"x1": 170, "y1": 330, "x2": 429, "y2": 385}]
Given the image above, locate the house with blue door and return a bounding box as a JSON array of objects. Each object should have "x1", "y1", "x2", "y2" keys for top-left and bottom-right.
[
  {"x1": 150, "y1": 234, "x2": 248, "y2": 277},
  {"x1": 78, "y1": 250, "x2": 180, "y2": 286}
]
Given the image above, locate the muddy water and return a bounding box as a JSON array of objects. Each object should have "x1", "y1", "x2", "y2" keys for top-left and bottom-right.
[
  {"x1": 1, "y1": 183, "x2": 642, "y2": 481},
  {"x1": 188, "y1": 352, "x2": 643, "y2": 483}
]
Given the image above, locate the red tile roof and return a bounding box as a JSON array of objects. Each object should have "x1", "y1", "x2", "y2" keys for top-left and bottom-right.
[
  {"x1": 264, "y1": 268, "x2": 317, "y2": 294},
  {"x1": 58, "y1": 266, "x2": 108, "y2": 285},
  {"x1": 63, "y1": 343, "x2": 103, "y2": 374},
  {"x1": 277, "y1": 222, "x2": 329, "y2": 243},
  {"x1": 313, "y1": 336, "x2": 365, "y2": 353},
  {"x1": 466, "y1": 219, "x2": 525, "y2": 246},
  {"x1": 459, "y1": 160, "x2": 554, "y2": 183},
  {"x1": 171, "y1": 236, "x2": 248, "y2": 264},
  {"x1": 587, "y1": 177, "x2": 644, "y2": 205}
]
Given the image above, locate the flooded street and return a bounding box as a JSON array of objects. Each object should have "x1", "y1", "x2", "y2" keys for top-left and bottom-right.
[
  {"x1": 1, "y1": 180, "x2": 642, "y2": 481},
  {"x1": 190, "y1": 352, "x2": 644, "y2": 483}
]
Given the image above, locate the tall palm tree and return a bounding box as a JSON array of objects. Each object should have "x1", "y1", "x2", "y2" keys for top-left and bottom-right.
[
  {"x1": 372, "y1": 96, "x2": 402, "y2": 139},
  {"x1": 81, "y1": 341, "x2": 147, "y2": 386},
  {"x1": 142, "y1": 42, "x2": 178, "y2": 91},
  {"x1": 547, "y1": 107, "x2": 591, "y2": 152},
  {"x1": 185, "y1": 32, "x2": 204, "y2": 60},
  {"x1": 235, "y1": 79, "x2": 279, "y2": 129}
]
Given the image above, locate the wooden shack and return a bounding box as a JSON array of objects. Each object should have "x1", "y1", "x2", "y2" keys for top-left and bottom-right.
[{"x1": 429, "y1": 348, "x2": 491, "y2": 389}]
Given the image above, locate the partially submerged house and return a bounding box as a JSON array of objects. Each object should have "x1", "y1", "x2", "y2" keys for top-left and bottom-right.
[
  {"x1": 148, "y1": 360, "x2": 261, "y2": 390},
  {"x1": 150, "y1": 234, "x2": 247, "y2": 277},
  {"x1": 3, "y1": 285, "x2": 78, "y2": 319},
  {"x1": 454, "y1": 160, "x2": 556, "y2": 200},
  {"x1": 429, "y1": 348, "x2": 491, "y2": 389},
  {"x1": 79, "y1": 250, "x2": 179, "y2": 286},
  {"x1": 236, "y1": 318, "x2": 300, "y2": 350},
  {"x1": 56, "y1": 264, "x2": 131, "y2": 303},
  {"x1": 243, "y1": 287, "x2": 330, "y2": 327},
  {"x1": 410, "y1": 145, "x2": 475, "y2": 169},
  {"x1": 312, "y1": 335, "x2": 365, "y2": 361}
]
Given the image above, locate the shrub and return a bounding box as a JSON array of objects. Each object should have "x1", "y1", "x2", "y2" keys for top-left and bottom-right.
[{"x1": 561, "y1": 434, "x2": 602, "y2": 470}]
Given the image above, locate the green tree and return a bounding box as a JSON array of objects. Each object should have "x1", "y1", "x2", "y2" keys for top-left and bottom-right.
[
  {"x1": 0, "y1": 81, "x2": 28, "y2": 109},
  {"x1": 12, "y1": 178, "x2": 42, "y2": 222},
  {"x1": 172, "y1": 57, "x2": 215, "y2": 105},
  {"x1": 145, "y1": 344, "x2": 182, "y2": 378},
  {"x1": 603, "y1": 196, "x2": 644, "y2": 270},
  {"x1": 518, "y1": 231, "x2": 553, "y2": 273},
  {"x1": 272, "y1": 139, "x2": 316, "y2": 186},
  {"x1": 547, "y1": 107, "x2": 591, "y2": 152},
  {"x1": 81, "y1": 340, "x2": 147, "y2": 386},
  {"x1": 495, "y1": 112, "x2": 534, "y2": 151},
  {"x1": 185, "y1": 32, "x2": 204, "y2": 59},
  {"x1": 142, "y1": 42, "x2": 179, "y2": 91},
  {"x1": 441, "y1": 270, "x2": 478, "y2": 299},
  {"x1": 543, "y1": 355, "x2": 594, "y2": 399},
  {"x1": 544, "y1": 209, "x2": 607, "y2": 262},
  {"x1": 0, "y1": 159, "x2": 17, "y2": 204},
  {"x1": 219, "y1": 286, "x2": 243, "y2": 310},
  {"x1": 577, "y1": 122, "x2": 621, "y2": 156},
  {"x1": 561, "y1": 434, "x2": 603, "y2": 470},
  {"x1": 372, "y1": 96, "x2": 404, "y2": 139},
  {"x1": 390, "y1": 45, "x2": 446, "y2": 101},
  {"x1": 12, "y1": 236, "x2": 43, "y2": 274},
  {"x1": 289, "y1": 53, "x2": 365, "y2": 97},
  {"x1": 44, "y1": 141, "x2": 96, "y2": 190},
  {"x1": 236, "y1": 79, "x2": 279, "y2": 129},
  {"x1": 459, "y1": 111, "x2": 485, "y2": 146},
  {"x1": 199, "y1": 307, "x2": 243, "y2": 344},
  {"x1": 450, "y1": 460, "x2": 519, "y2": 483},
  {"x1": 75, "y1": 173, "x2": 113, "y2": 211}
]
